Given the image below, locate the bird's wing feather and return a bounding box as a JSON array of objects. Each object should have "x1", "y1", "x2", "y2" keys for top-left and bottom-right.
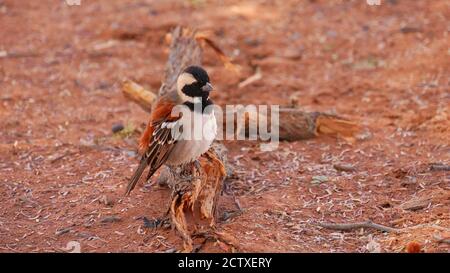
[
  {"x1": 125, "y1": 98, "x2": 182, "y2": 195},
  {"x1": 139, "y1": 97, "x2": 180, "y2": 152}
]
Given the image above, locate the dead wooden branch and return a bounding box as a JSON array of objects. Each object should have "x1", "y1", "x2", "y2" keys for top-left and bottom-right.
[
  {"x1": 429, "y1": 163, "x2": 450, "y2": 172},
  {"x1": 122, "y1": 80, "x2": 157, "y2": 112},
  {"x1": 195, "y1": 31, "x2": 241, "y2": 74},
  {"x1": 122, "y1": 80, "x2": 360, "y2": 141},
  {"x1": 238, "y1": 67, "x2": 262, "y2": 89},
  {"x1": 400, "y1": 197, "x2": 432, "y2": 211},
  {"x1": 158, "y1": 27, "x2": 202, "y2": 97},
  {"x1": 0, "y1": 51, "x2": 42, "y2": 59},
  {"x1": 434, "y1": 235, "x2": 450, "y2": 245},
  {"x1": 333, "y1": 163, "x2": 356, "y2": 172},
  {"x1": 318, "y1": 220, "x2": 399, "y2": 233}
]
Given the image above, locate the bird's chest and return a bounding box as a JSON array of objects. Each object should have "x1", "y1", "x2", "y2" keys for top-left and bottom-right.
[
  {"x1": 166, "y1": 111, "x2": 217, "y2": 165},
  {"x1": 180, "y1": 110, "x2": 217, "y2": 140}
]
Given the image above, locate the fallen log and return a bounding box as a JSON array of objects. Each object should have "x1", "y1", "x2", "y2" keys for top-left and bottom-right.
[{"x1": 122, "y1": 80, "x2": 360, "y2": 141}]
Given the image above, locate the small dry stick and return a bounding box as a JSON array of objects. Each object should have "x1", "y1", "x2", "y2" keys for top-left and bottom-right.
[
  {"x1": 0, "y1": 51, "x2": 41, "y2": 59},
  {"x1": 333, "y1": 163, "x2": 356, "y2": 172},
  {"x1": 318, "y1": 220, "x2": 399, "y2": 233},
  {"x1": 49, "y1": 150, "x2": 74, "y2": 163},
  {"x1": 238, "y1": 67, "x2": 262, "y2": 89},
  {"x1": 437, "y1": 238, "x2": 450, "y2": 244},
  {"x1": 433, "y1": 235, "x2": 450, "y2": 245},
  {"x1": 429, "y1": 163, "x2": 450, "y2": 172}
]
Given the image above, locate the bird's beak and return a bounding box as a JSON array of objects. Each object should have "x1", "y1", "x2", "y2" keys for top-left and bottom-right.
[{"x1": 202, "y1": 82, "x2": 213, "y2": 92}]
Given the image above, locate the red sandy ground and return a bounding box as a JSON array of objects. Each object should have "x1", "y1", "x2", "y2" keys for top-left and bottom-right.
[{"x1": 0, "y1": 0, "x2": 448, "y2": 252}]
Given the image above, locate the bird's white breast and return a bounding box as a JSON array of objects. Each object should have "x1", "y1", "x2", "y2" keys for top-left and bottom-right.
[{"x1": 165, "y1": 110, "x2": 217, "y2": 166}]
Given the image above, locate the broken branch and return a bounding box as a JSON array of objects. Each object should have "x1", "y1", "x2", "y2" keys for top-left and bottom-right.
[
  {"x1": 122, "y1": 80, "x2": 360, "y2": 141},
  {"x1": 122, "y1": 80, "x2": 157, "y2": 112},
  {"x1": 318, "y1": 220, "x2": 399, "y2": 233}
]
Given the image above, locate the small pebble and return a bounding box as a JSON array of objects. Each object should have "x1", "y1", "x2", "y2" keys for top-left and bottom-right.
[{"x1": 112, "y1": 123, "x2": 124, "y2": 133}]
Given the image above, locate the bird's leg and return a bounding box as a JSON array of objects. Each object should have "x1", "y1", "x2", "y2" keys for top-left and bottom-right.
[
  {"x1": 139, "y1": 190, "x2": 179, "y2": 231},
  {"x1": 174, "y1": 165, "x2": 192, "y2": 182},
  {"x1": 141, "y1": 214, "x2": 171, "y2": 230},
  {"x1": 192, "y1": 159, "x2": 202, "y2": 175},
  {"x1": 175, "y1": 160, "x2": 203, "y2": 182},
  {"x1": 188, "y1": 159, "x2": 204, "y2": 181},
  {"x1": 140, "y1": 198, "x2": 172, "y2": 230}
]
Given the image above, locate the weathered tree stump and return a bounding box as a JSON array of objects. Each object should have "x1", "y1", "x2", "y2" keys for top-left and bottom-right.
[{"x1": 124, "y1": 27, "x2": 230, "y2": 252}]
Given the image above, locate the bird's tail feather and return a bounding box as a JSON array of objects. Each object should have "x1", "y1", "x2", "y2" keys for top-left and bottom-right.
[{"x1": 125, "y1": 157, "x2": 148, "y2": 195}]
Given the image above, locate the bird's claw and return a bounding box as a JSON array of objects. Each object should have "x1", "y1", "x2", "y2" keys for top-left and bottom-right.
[
  {"x1": 140, "y1": 216, "x2": 170, "y2": 230},
  {"x1": 191, "y1": 159, "x2": 204, "y2": 177},
  {"x1": 193, "y1": 159, "x2": 202, "y2": 171}
]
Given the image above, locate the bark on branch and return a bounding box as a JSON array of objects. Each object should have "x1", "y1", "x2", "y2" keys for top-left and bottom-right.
[{"x1": 318, "y1": 220, "x2": 400, "y2": 233}]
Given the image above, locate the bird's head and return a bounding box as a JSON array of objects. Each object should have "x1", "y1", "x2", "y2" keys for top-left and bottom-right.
[{"x1": 177, "y1": 65, "x2": 213, "y2": 103}]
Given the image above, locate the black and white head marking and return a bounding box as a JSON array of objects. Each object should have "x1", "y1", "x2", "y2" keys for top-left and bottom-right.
[{"x1": 177, "y1": 66, "x2": 213, "y2": 104}]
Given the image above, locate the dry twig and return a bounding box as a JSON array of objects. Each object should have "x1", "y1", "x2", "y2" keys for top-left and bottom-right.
[
  {"x1": 318, "y1": 220, "x2": 399, "y2": 233},
  {"x1": 429, "y1": 163, "x2": 450, "y2": 172}
]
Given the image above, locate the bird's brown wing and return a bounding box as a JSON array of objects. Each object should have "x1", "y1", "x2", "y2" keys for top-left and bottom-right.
[
  {"x1": 125, "y1": 99, "x2": 182, "y2": 195},
  {"x1": 138, "y1": 98, "x2": 181, "y2": 152}
]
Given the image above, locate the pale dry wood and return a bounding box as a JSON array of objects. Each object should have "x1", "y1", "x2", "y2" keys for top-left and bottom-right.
[
  {"x1": 122, "y1": 80, "x2": 157, "y2": 112},
  {"x1": 168, "y1": 149, "x2": 227, "y2": 252},
  {"x1": 159, "y1": 27, "x2": 202, "y2": 97},
  {"x1": 238, "y1": 67, "x2": 262, "y2": 89},
  {"x1": 429, "y1": 163, "x2": 450, "y2": 172},
  {"x1": 333, "y1": 163, "x2": 356, "y2": 172},
  {"x1": 434, "y1": 235, "x2": 450, "y2": 245},
  {"x1": 400, "y1": 197, "x2": 432, "y2": 211},
  {"x1": 195, "y1": 31, "x2": 241, "y2": 74},
  {"x1": 318, "y1": 220, "x2": 400, "y2": 233}
]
